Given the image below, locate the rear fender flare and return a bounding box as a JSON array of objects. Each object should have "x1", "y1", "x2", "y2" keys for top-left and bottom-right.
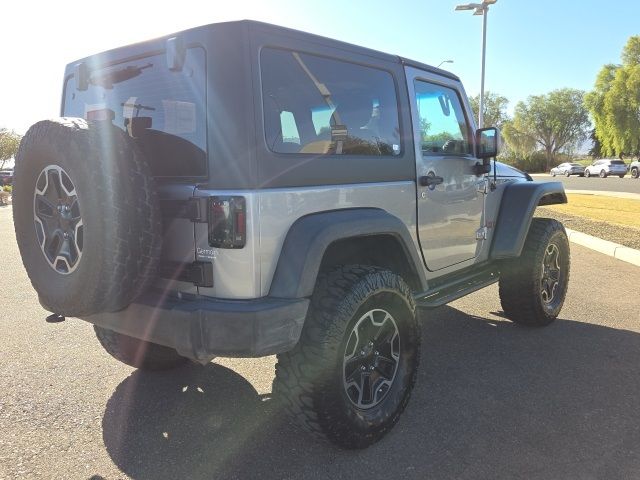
[{"x1": 268, "y1": 208, "x2": 427, "y2": 298}]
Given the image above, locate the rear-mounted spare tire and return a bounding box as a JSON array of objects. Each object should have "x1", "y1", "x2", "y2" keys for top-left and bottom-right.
[{"x1": 13, "y1": 118, "x2": 162, "y2": 317}]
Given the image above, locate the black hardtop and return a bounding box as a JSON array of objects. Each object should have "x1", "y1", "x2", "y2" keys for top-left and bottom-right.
[{"x1": 65, "y1": 19, "x2": 459, "y2": 81}]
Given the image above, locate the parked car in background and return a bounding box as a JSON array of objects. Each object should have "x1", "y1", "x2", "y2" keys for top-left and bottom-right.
[
  {"x1": 629, "y1": 160, "x2": 640, "y2": 179},
  {"x1": 584, "y1": 159, "x2": 627, "y2": 178},
  {"x1": 0, "y1": 170, "x2": 14, "y2": 185},
  {"x1": 550, "y1": 162, "x2": 585, "y2": 177}
]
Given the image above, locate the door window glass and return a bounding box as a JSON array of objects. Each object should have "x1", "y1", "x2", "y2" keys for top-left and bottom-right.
[{"x1": 414, "y1": 80, "x2": 471, "y2": 156}]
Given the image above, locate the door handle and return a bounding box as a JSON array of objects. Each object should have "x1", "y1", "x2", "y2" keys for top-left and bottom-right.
[{"x1": 419, "y1": 173, "x2": 444, "y2": 187}]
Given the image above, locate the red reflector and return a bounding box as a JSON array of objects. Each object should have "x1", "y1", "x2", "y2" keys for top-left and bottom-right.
[{"x1": 235, "y1": 210, "x2": 246, "y2": 238}]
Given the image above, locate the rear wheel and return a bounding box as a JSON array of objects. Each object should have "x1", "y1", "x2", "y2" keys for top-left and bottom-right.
[
  {"x1": 273, "y1": 265, "x2": 420, "y2": 449},
  {"x1": 565, "y1": 171, "x2": 571, "y2": 177},
  {"x1": 94, "y1": 326, "x2": 188, "y2": 371},
  {"x1": 499, "y1": 218, "x2": 570, "y2": 327},
  {"x1": 584, "y1": 169, "x2": 591, "y2": 177},
  {"x1": 619, "y1": 174, "x2": 625, "y2": 178},
  {"x1": 599, "y1": 169, "x2": 607, "y2": 178}
]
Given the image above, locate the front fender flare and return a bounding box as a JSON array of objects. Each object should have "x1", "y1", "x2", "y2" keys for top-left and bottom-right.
[{"x1": 491, "y1": 181, "x2": 567, "y2": 259}]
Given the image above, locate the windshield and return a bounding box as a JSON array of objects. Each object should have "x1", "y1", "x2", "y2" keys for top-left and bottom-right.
[{"x1": 63, "y1": 48, "x2": 207, "y2": 178}]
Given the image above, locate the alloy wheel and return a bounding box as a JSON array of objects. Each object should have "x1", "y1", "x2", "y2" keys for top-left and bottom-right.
[
  {"x1": 540, "y1": 243, "x2": 561, "y2": 304},
  {"x1": 343, "y1": 308, "x2": 400, "y2": 410},
  {"x1": 33, "y1": 165, "x2": 83, "y2": 274}
]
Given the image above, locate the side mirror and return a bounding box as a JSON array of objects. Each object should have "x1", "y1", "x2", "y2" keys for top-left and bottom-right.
[
  {"x1": 476, "y1": 127, "x2": 500, "y2": 160},
  {"x1": 166, "y1": 36, "x2": 186, "y2": 72}
]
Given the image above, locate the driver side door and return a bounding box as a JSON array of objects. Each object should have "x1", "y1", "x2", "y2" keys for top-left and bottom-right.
[{"x1": 407, "y1": 68, "x2": 486, "y2": 271}]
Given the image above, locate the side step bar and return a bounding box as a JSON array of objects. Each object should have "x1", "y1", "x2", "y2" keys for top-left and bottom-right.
[{"x1": 414, "y1": 264, "x2": 499, "y2": 309}]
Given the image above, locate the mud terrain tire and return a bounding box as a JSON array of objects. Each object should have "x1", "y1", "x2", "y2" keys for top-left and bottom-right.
[{"x1": 273, "y1": 265, "x2": 420, "y2": 449}]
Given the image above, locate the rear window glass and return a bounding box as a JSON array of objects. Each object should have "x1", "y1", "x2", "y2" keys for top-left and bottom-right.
[
  {"x1": 261, "y1": 48, "x2": 401, "y2": 156},
  {"x1": 610, "y1": 160, "x2": 625, "y2": 165},
  {"x1": 63, "y1": 48, "x2": 206, "y2": 178}
]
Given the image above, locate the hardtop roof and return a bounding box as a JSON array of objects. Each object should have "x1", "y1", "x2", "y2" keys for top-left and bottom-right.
[{"x1": 67, "y1": 19, "x2": 460, "y2": 82}]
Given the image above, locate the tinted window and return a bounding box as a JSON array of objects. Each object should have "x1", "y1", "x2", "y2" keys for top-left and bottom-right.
[
  {"x1": 611, "y1": 160, "x2": 625, "y2": 165},
  {"x1": 414, "y1": 80, "x2": 472, "y2": 156},
  {"x1": 63, "y1": 48, "x2": 207, "y2": 178},
  {"x1": 261, "y1": 48, "x2": 401, "y2": 156}
]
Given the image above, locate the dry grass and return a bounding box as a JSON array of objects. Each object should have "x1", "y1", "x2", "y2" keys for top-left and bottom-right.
[{"x1": 545, "y1": 194, "x2": 640, "y2": 229}]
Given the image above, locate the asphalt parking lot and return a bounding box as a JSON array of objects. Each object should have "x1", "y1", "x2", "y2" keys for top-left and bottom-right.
[{"x1": 1, "y1": 206, "x2": 640, "y2": 480}]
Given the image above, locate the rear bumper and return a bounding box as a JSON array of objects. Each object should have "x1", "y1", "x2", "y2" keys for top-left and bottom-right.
[{"x1": 82, "y1": 291, "x2": 309, "y2": 362}]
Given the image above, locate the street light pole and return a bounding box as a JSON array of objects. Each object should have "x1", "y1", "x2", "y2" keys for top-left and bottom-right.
[
  {"x1": 455, "y1": 0, "x2": 497, "y2": 128},
  {"x1": 479, "y1": 9, "x2": 487, "y2": 128}
]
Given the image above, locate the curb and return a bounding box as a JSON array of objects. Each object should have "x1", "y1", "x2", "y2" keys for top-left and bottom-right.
[{"x1": 566, "y1": 228, "x2": 640, "y2": 267}]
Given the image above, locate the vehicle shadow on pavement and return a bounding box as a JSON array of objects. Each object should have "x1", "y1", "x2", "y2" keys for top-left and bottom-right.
[{"x1": 103, "y1": 306, "x2": 640, "y2": 479}]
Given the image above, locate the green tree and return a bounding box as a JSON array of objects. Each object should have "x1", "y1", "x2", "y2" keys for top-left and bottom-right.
[
  {"x1": 505, "y1": 89, "x2": 590, "y2": 171},
  {"x1": 468, "y1": 91, "x2": 509, "y2": 128},
  {"x1": 585, "y1": 36, "x2": 640, "y2": 157},
  {"x1": 0, "y1": 129, "x2": 22, "y2": 169},
  {"x1": 587, "y1": 128, "x2": 602, "y2": 158}
]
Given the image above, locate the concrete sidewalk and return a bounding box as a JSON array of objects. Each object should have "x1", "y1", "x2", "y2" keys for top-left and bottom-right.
[{"x1": 565, "y1": 189, "x2": 640, "y2": 200}]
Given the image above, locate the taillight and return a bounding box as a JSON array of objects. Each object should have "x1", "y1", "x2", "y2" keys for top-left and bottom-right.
[{"x1": 208, "y1": 196, "x2": 246, "y2": 248}]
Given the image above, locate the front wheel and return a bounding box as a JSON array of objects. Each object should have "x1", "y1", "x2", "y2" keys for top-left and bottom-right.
[
  {"x1": 499, "y1": 218, "x2": 570, "y2": 327},
  {"x1": 631, "y1": 168, "x2": 639, "y2": 179},
  {"x1": 273, "y1": 265, "x2": 420, "y2": 449}
]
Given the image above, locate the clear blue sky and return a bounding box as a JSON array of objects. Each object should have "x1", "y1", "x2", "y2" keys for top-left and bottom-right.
[{"x1": 1, "y1": 0, "x2": 638, "y2": 134}]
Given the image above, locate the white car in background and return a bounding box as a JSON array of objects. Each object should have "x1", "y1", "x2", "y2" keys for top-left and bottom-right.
[
  {"x1": 550, "y1": 162, "x2": 585, "y2": 177},
  {"x1": 584, "y1": 159, "x2": 627, "y2": 178}
]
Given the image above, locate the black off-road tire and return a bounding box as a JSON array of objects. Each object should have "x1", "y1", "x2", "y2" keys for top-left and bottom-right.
[
  {"x1": 94, "y1": 326, "x2": 188, "y2": 370},
  {"x1": 13, "y1": 118, "x2": 161, "y2": 316},
  {"x1": 273, "y1": 265, "x2": 420, "y2": 449},
  {"x1": 499, "y1": 218, "x2": 570, "y2": 327}
]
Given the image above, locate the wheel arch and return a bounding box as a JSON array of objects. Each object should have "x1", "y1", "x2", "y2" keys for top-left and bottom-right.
[
  {"x1": 490, "y1": 181, "x2": 567, "y2": 259},
  {"x1": 268, "y1": 208, "x2": 427, "y2": 298}
]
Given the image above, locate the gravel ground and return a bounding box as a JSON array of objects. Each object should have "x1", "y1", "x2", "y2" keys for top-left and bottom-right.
[{"x1": 537, "y1": 207, "x2": 640, "y2": 250}]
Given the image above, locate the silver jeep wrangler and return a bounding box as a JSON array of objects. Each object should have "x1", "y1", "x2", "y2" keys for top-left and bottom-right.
[{"x1": 13, "y1": 21, "x2": 569, "y2": 449}]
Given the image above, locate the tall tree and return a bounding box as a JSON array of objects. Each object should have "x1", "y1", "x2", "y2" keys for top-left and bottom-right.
[
  {"x1": 468, "y1": 91, "x2": 509, "y2": 128},
  {"x1": 0, "y1": 129, "x2": 22, "y2": 169},
  {"x1": 587, "y1": 128, "x2": 602, "y2": 159},
  {"x1": 506, "y1": 89, "x2": 590, "y2": 170},
  {"x1": 586, "y1": 36, "x2": 640, "y2": 157}
]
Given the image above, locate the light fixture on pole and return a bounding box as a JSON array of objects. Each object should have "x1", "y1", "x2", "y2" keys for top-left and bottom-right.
[
  {"x1": 437, "y1": 60, "x2": 454, "y2": 68},
  {"x1": 455, "y1": 0, "x2": 497, "y2": 128}
]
